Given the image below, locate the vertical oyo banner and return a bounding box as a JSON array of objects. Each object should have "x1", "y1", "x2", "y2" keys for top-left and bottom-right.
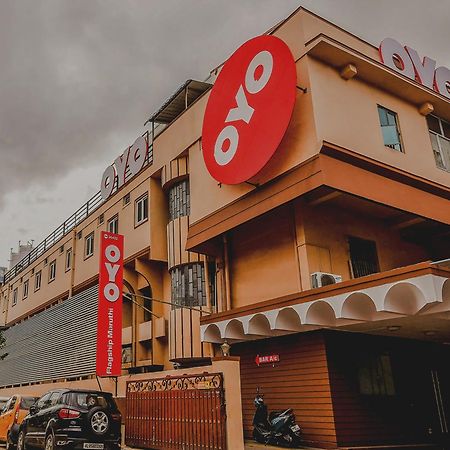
[{"x1": 96, "y1": 232, "x2": 124, "y2": 377}]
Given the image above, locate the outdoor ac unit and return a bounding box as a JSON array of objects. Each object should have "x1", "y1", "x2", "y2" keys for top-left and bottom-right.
[{"x1": 311, "y1": 272, "x2": 342, "y2": 288}]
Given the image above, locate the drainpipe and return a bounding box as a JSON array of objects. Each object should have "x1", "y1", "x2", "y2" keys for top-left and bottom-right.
[
  {"x1": 223, "y1": 235, "x2": 231, "y2": 312},
  {"x1": 69, "y1": 229, "x2": 77, "y2": 297}
]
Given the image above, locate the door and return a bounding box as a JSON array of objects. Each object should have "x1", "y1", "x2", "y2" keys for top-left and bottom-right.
[
  {"x1": 33, "y1": 392, "x2": 61, "y2": 447},
  {"x1": 0, "y1": 397, "x2": 16, "y2": 441},
  {"x1": 431, "y1": 368, "x2": 450, "y2": 446},
  {"x1": 26, "y1": 393, "x2": 51, "y2": 447}
]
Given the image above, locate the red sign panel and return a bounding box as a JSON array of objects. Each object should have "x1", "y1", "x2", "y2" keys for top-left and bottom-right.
[
  {"x1": 255, "y1": 354, "x2": 280, "y2": 366},
  {"x1": 96, "y1": 232, "x2": 124, "y2": 377},
  {"x1": 202, "y1": 35, "x2": 297, "y2": 184}
]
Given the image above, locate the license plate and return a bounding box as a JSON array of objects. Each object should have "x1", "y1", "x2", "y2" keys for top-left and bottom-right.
[{"x1": 83, "y1": 444, "x2": 104, "y2": 449}]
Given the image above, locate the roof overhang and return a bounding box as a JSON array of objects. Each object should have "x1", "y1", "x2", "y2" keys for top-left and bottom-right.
[
  {"x1": 145, "y1": 79, "x2": 212, "y2": 127},
  {"x1": 306, "y1": 34, "x2": 450, "y2": 123}
]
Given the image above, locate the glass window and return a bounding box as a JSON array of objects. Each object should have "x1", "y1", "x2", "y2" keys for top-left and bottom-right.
[
  {"x1": 65, "y1": 248, "x2": 72, "y2": 271},
  {"x1": 49, "y1": 260, "x2": 56, "y2": 282},
  {"x1": 85, "y1": 233, "x2": 94, "y2": 258},
  {"x1": 123, "y1": 193, "x2": 130, "y2": 206},
  {"x1": 168, "y1": 179, "x2": 190, "y2": 221},
  {"x1": 36, "y1": 393, "x2": 52, "y2": 410},
  {"x1": 377, "y1": 105, "x2": 403, "y2": 152},
  {"x1": 358, "y1": 353, "x2": 395, "y2": 396},
  {"x1": 12, "y1": 288, "x2": 18, "y2": 306},
  {"x1": 135, "y1": 194, "x2": 148, "y2": 226},
  {"x1": 107, "y1": 215, "x2": 119, "y2": 234},
  {"x1": 23, "y1": 280, "x2": 29, "y2": 299},
  {"x1": 35, "y1": 270, "x2": 42, "y2": 291},
  {"x1": 427, "y1": 115, "x2": 450, "y2": 171},
  {"x1": 170, "y1": 263, "x2": 206, "y2": 308}
]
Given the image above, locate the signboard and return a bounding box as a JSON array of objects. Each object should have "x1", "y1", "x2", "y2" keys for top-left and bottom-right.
[
  {"x1": 379, "y1": 38, "x2": 450, "y2": 99},
  {"x1": 96, "y1": 232, "x2": 124, "y2": 377},
  {"x1": 202, "y1": 35, "x2": 297, "y2": 185},
  {"x1": 255, "y1": 354, "x2": 280, "y2": 366},
  {"x1": 100, "y1": 135, "x2": 149, "y2": 201}
]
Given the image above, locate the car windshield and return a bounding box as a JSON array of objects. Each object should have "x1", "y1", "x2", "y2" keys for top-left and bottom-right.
[
  {"x1": 20, "y1": 397, "x2": 38, "y2": 409},
  {"x1": 70, "y1": 393, "x2": 116, "y2": 411}
]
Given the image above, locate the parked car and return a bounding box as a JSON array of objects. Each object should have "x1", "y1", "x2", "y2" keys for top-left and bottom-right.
[
  {"x1": 0, "y1": 395, "x2": 39, "y2": 450},
  {"x1": 17, "y1": 389, "x2": 121, "y2": 450}
]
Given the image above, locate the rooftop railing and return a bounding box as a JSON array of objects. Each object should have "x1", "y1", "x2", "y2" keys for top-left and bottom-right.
[{"x1": 3, "y1": 132, "x2": 153, "y2": 285}]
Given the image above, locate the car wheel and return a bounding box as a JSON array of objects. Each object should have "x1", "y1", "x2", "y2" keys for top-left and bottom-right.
[
  {"x1": 45, "y1": 432, "x2": 55, "y2": 450},
  {"x1": 17, "y1": 431, "x2": 26, "y2": 450},
  {"x1": 6, "y1": 432, "x2": 16, "y2": 450},
  {"x1": 87, "y1": 406, "x2": 110, "y2": 436}
]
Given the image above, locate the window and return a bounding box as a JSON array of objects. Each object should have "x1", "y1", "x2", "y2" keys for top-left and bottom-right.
[
  {"x1": 49, "y1": 260, "x2": 56, "y2": 282},
  {"x1": 23, "y1": 280, "x2": 29, "y2": 300},
  {"x1": 77, "y1": 231, "x2": 82, "y2": 240},
  {"x1": 427, "y1": 115, "x2": 450, "y2": 171},
  {"x1": 65, "y1": 248, "x2": 72, "y2": 272},
  {"x1": 85, "y1": 233, "x2": 94, "y2": 258},
  {"x1": 107, "y1": 215, "x2": 119, "y2": 234},
  {"x1": 377, "y1": 105, "x2": 403, "y2": 152},
  {"x1": 358, "y1": 353, "x2": 395, "y2": 396},
  {"x1": 123, "y1": 193, "x2": 130, "y2": 206},
  {"x1": 135, "y1": 194, "x2": 148, "y2": 226},
  {"x1": 122, "y1": 345, "x2": 132, "y2": 364},
  {"x1": 12, "y1": 288, "x2": 18, "y2": 306},
  {"x1": 59, "y1": 245, "x2": 64, "y2": 254},
  {"x1": 168, "y1": 179, "x2": 190, "y2": 221},
  {"x1": 170, "y1": 263, "x2": 206, "y2": 308},
  {"x1": 349, "y1": 236, "x2": 379, "y2": 278},
  {"x1": 98, "y1": 214, "x2": 104, "y2": 225},
  {"x1": 35, "y1": 270, "x2": 42, "y2": 291}
]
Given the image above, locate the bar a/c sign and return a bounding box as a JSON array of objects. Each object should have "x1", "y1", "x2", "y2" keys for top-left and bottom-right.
[
  {"x1": 255, "y1": 354, "x2": 280, "y2": 366},
  {"x1": 96, "y1": 232, "x2": 124, "y2": 377}
]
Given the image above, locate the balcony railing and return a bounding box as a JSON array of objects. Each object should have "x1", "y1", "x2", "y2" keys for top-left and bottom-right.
[{"x1": 3, "y1": 132, "x2": 153, "y2": 284}]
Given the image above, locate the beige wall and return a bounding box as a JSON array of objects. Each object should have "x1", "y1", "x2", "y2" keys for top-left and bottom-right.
[
  {"x1": 223, "y1": 200, "x2": 431, "y2": 309},
  {"x1": 309, "y1": 57, "x2": 449, "y2": 187}
]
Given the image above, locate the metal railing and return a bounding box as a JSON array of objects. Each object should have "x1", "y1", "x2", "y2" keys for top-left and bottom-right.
[{"x1": 4, "y1": 132, "x2": 153, "y2": 284}]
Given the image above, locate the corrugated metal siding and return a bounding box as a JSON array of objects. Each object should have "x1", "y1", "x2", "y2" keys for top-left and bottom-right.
[{"x1": 0, "y1": 285, "x2": 98, "y2": 387}]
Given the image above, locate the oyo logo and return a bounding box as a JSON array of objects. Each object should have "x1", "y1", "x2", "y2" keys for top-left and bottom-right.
[
  {"x1": 102, "y1": 241, "x2": 122, "y2": 303},
  {"x1": 379, "y1": 38, "x2": 450, "y2": 99},
  {"x1": 202, "y1": 35, "x2": 296, "y2": 184}
]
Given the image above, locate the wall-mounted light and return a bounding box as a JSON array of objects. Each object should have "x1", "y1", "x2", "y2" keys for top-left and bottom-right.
[
  {"x1": 220, "y1": 341, "x2": 231, "y2": 357},
  {"x1": 387, "y1": 325, "x2": 401, "y2": 332},
  {"x1": 424, "y1": 330, "x2": 438, "y2": 337}
]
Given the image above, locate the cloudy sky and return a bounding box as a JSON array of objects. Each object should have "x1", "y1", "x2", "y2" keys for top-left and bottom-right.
[{"x1": 0, "y1": 0, "x2": 449, "y2": 268}]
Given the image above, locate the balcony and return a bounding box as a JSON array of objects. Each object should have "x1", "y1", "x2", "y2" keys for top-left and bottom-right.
[{"x1": 201, "y1": 261, "x2": 450, "y2": 344}]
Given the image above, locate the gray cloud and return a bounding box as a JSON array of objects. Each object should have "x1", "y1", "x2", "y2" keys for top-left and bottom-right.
[{"x1": 0, "y1": 0, "x2": 449, "y2": 266}]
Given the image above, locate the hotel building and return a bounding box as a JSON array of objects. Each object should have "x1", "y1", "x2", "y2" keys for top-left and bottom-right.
[{"x1": 1, "y1": 7, "x2": 450, "y2": 449}]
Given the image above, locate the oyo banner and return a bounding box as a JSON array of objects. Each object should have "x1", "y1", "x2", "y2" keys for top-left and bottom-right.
[
  {"x1": 202, "y1": 35, "x2": 296, "y2": 184},
  {"x1": 96, "y1": 232, "x2": 124, "y2": 377}
]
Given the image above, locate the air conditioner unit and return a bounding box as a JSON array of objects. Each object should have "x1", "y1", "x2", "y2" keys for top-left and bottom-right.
[{"x1": 311, "y1": 272, "x2": 342, "y2": 288}]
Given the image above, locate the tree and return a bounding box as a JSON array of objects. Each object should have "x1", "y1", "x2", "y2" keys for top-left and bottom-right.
[{"x1": 0, "y1": 330, "x2": 7, "y2": 360}]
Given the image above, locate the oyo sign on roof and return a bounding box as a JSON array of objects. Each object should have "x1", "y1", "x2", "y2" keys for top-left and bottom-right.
[
  {"x1": 379, "y1": 38, "x2": 450, "y2": 100},
  {"x1": 202, "y1": 35, "x2": 297, "y2": 185}
]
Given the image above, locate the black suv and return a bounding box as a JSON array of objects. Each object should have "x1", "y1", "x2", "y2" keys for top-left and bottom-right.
[{"x1": 17, "y1": 389, "x2": 121, "y2": 450}]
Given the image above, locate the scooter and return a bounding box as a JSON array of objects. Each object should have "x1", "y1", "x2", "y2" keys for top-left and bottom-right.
[{"x1": 252, "y1": 392, "x2": 303, "y2": 448}]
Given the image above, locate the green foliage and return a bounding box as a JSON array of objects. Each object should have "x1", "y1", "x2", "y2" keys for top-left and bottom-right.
[{"x1": 0, "y1": 330, "x2": 7, "y2": 360}]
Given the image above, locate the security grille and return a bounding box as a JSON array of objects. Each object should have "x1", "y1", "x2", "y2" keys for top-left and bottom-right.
[{"x1": 0, "y1": 285, "x2": 98, "y2": 387}]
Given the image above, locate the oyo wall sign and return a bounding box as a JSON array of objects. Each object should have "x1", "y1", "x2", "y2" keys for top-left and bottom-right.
[
  {"x1": 379, "y1": 38, "x2": 450, "y2": 100},
  {"x1": 100, "y1": 135, "x2": 149, "y2": 201},
  {"x1": 202, "y1": 35, "x2": 297, "y2": 185}
]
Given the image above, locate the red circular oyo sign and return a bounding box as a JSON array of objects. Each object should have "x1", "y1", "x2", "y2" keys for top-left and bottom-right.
[{"x1": 202, "y1": 35, "x2": 296, "y2": 185}]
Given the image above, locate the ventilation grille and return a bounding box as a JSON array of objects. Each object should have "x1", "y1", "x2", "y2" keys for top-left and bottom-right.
[{"x1": 0, "y1": 285, "x2": 98, "y2": 387}]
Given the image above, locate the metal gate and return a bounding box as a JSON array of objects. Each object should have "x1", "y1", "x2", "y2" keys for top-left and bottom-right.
[{"x1": 126, "y1": 373, "x2": 227, "y2": 449}]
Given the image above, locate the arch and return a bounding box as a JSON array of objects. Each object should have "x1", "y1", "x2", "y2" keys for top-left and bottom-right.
[
  {"x1": 202, "y1": 324, "x2": 222, "y2": 343},
  {"x1": 223, "y1": 319, "x2": 246, "y2": 340},
  {"x1": 383, "y1": 282, "x2": 427, "y2": 315},
  {"x1": 274, "y1": 307, "x2": 302, "y2": 331},
  {"x1": 443, "y1": 278, "x2": 450, "y2": 303},
  {"x1": 246, "y1": 314, "x2": 271, "y2": 336},
  {"x1": 305, "y1": 301, "x2": 336, "y2": 326},
  {"x1": 341, "y1": 292, "x2": 377, "y2": 320}
]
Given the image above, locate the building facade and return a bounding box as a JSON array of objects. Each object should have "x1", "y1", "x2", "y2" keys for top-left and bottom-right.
[{"x1": 1, "y1": 7, "x2": 450, "y2": 449}]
